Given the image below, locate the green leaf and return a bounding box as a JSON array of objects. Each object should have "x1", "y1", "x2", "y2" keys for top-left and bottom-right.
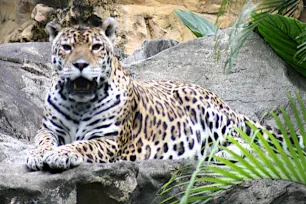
[
  {"x1": 259, "y1": 129, "x2": 292, "y2": 180},
  {"x1": 271, "y1": 111, "x2": 302, "y2": 182},
  {"x1": 296, "y1": 92, "x2": 306, "y2": 148},
  {"x1": 257, "y1": 14, "x2": 306, "y2": 77},
  {"x1": 186, "y1": 195, "x2": 213, "y2": 203},
  {"x1": 179, "y1": 138, "x2": 220, "y2": 204},
  {"x1": 207, "y1": 166, "x2": 245, "y2": 181},
  {"x1": 229, "y1": 130, "x2": 272, "y2": 178},
  {"x1": 279, "y1": 106, "x2": 306, "y2": 182},
  {"x1": 223, "y1": 0, "x2": 259, "y2": 72},
  {"x1": 246, "y1": 123, "x2": 284, "y2": 179},
  {"x1": 189, "y1": 185, "x2": 226, "y2": 193},
  {"x1": 223, "y1": 0, "x2": 301, "y2": 73},
  {"x1": 213, "y1": 155, "x2": 255, "y2": 179},
  {"x1": 287, "y1": 93, "x2": 306, "y2": 154},
  {"x1": 217, "y1": 145, "x2": 262, "y2": 178},
  {"x1": 175, "y1": 10, "x2": 218, "y2": 37}
]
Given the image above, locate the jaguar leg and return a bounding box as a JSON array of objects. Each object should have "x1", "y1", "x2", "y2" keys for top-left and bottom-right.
[{"x1": 43, "y1": 137, "x2": 120, "y2": 170}]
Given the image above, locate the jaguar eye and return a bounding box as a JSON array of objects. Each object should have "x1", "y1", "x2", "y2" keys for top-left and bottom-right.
[
  {"x1": 92, "y1": 44, "x2": 102, "y2": 51},
  {"x1": 62, "y1": 44, "x2": 72, "y2": 51}
]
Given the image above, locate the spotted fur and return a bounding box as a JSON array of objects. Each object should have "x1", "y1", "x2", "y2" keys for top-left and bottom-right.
[{"x1": 26, "y1": 18, "x2": 304, "y2": 171}]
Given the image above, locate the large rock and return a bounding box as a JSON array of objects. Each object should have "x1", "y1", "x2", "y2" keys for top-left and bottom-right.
[
  {"x1": 0, "y1": 42, "x2": 51, "y2": 140},
  {"x1": 0, "y1": 30, "x2": 306, "y2": 203},
  {"x1": 0, "y1": 159, "x2": 185, "y2": 204},
  {"x1": 208, "y1": 179, "x2": 306, "y2": 204},
  {"x1": 0, "y1": 133, "x2": 32, "y2": 164},
  {"x1": 122, "y1": 39, "x2": 179, "y2": 66}
]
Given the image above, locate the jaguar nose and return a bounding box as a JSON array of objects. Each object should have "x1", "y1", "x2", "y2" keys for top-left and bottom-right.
[{"x1": 73, "y1": 62, "x2": 89, "y2": 71}]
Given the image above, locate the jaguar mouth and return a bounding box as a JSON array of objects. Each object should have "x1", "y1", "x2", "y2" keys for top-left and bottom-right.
[{"x1": 67, "y1": 77, "x2": 98, "y2": 96}]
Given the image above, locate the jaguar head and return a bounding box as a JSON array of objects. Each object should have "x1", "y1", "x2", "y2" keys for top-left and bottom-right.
[{"x1": 46, "y1": 17, "x2": 117, "y2": 103}]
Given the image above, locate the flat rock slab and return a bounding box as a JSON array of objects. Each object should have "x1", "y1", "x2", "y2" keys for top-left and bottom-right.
[
  {"x1": 0, "y1": 133, "x2": 32, "y2": 164},
  {"x1": 0, "y1": 160, "x2": 186, "y2": 204},
  {"x1": 123, "y1": 39, "x2": 179, "y2": 65},
  {"x1": 0, "y1": 42, "x2": 51, "y2": 64},
  {"x1": 208, "y1": 179, "x2": 306, "y2": 204}
]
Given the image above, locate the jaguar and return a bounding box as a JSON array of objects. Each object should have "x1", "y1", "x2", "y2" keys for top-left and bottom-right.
[{"x1": 26, "y1": 17, "x2": 302, "y2": 171}]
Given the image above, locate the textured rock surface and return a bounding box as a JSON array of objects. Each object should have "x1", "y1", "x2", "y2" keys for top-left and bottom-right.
[
  {"x1": 0, "y1": 133, "x2": 32, "y2": 164},
  {"x1": 0, "y1": 1, "x2": 68, "y2": 43},
  {"x1": 31, "y1": 3, "x2": 55, "y2": 23},
  {"x1": 123, "y1": 39, "x2": 179, "y2": 66},
  {"x1": 0, "y1": 160, "x2": 185, "y2": 204},
  {"x1": 1, "y1": 1, "x2": 304, "y2": 54},
  {"x1": 0, "y1": 30, "x2": 306, "y2": 203},
  {"x1": 208, "y1": 179, "x2": 306, "y2": 204},
  {"x1": 0, "y1": 42, "x2": 51, "y2": 140}
]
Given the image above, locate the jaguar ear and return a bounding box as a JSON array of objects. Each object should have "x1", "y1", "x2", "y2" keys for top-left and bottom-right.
[
  {"x1": 46, "y1": 21, "x2": 62, "y2": 42},
  {"x1": 101, "y1": 17, "x2": 117, "y2": 44}
]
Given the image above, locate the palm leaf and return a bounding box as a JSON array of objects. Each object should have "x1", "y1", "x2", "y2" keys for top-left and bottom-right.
[
  {"x1": 295, "y1": 29, "x2": 306, "y2": 67},
  {"x1": 296, "y1": 93, "x2": 306, "y2": 148},
  {"x1": 175, "y1": 10, "x2": 218, "y2": 37},
  {"x1": 179, "y1": 137, "x2": 221, "y2": 204},
  {"x1": 256, "y1": 14, "x2": 306, "y2": 77},
  {"x1": 295, "y1": 39, "x2": 306, "y2": 63}
]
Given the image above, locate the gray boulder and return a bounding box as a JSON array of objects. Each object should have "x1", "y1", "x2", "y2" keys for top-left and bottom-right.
[
  {"x1": 0, "y1": 133, "x2": 32, "y2": 164},
  {"x1": 0, "y1": 29, "x2": 306, "y2": 203},
  {"x1": 0, "y1": 42, "x2": 51, "y2": 140},
  {"x1": 208, "y1": 179, "x2": 306, "y2": 204},
  {"x1": 123, "y1": 39, "x2": 179, "y2": 66},
  {"x1": 0, "y1": 160, "x2": 186, "y2": 204}
]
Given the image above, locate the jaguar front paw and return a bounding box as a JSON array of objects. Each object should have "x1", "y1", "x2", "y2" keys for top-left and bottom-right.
[
  {"x1": 26, "y1": 148, "x2": 47, "y2": 171},
  {"x1": 43, "y1": 147, "x2": 83, "y2": 170}
]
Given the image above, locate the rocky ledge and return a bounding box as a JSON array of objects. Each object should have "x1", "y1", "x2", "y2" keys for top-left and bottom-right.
[{"x1": 0, "y1": 30, "x2": 306, "y2": 203}]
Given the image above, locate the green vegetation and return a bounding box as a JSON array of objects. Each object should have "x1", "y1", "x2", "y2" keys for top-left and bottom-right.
[
  {"x1": 174, "y1": 10, "x2": 218, "y2": 37},
  {"x1": 175, "y1": 0, "x2": 306, "y2": 74},
  {"x1": 257, "y1": 14, "x2": 306, "y2": 77}
]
